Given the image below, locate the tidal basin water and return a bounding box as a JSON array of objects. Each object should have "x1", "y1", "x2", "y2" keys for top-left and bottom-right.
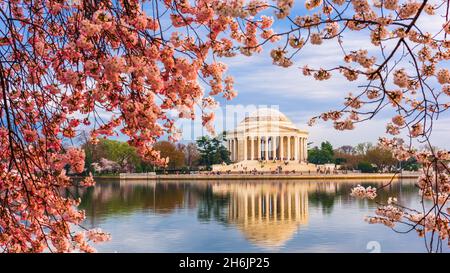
[{"x1": 76, "y1": 178, "x2": 448, "y2": 253}]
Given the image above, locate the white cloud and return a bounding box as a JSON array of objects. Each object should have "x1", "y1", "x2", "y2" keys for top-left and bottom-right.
[{"x1": 70, "y1": 7, "x2": 450, "y2": 150}]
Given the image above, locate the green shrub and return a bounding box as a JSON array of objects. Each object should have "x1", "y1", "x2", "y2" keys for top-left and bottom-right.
[{"x1": 358, "y1": 161, "x2": 375, "y2": 173}]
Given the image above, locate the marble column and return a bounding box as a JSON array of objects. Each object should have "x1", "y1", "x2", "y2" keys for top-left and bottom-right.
[
  {"x1": 251, "y1": 137, "x2": 254, "y2": 160},
  {"x1": 302, "y1": 137, "x2": 306, "y2": 162},
  {"x1": 294, "y1": 136, "x2": 299, "y2": 161},
  {"x1": 300, "y1": 137, "x2": 304, "y2": 161},
  {"x1": 257, "y1": 137, "x2": 261, "y2": 160},
  {"x1": 243, "y1": 136, "x2": 247, "y2": 161},
  {"x1": 271, "y1": 136, "x2": 276, "y2": 160},
  {"x1": 287, "y1": 136, "x2": 291, "y2": 160},
  {"x1": 304, "y1": 137, "x2": 308, "y2": 161},
  {"x1": 280, "y1": 136, "x2": 284, "y2": 160},
  {"x1": 264, "y1": 136, "x2": 269, "y2": 160}
]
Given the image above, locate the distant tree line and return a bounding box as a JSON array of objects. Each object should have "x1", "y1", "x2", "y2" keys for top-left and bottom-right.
[
  {"x1": 308, "y1": 141, "x2": 420, "y2": 173},
  {"x1": 80, "y1": 133, "x2": 231, "y2": 175},
  {"x1": 81, "y1": 134, "x2": 420, "y2": 175},
  {"x1": 82, "y1": 138, "x2": 154, "y2": 174}
]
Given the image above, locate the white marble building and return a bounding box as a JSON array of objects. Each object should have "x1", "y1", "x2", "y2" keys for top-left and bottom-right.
[{"x1": 226, "y1": 108, "x2": 308, "y2": 163}]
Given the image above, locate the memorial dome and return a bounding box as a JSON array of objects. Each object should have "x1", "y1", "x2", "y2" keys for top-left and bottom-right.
[{"x1": 235, "y1": 108, "x2": 297, "y2": 131}]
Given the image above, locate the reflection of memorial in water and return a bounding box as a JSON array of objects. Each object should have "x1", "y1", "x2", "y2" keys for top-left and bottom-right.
[{"x1": 212, "y1": 182, "x2": 313, "y2": 249}]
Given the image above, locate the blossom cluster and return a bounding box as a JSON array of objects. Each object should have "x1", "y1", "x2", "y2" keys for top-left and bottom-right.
[
  {"x1": 1, "y1": 0, "x2": 450, "y2": 253},
  {"x1": 286, "y1": 0, "x2": 450, "y2": 149},
  {"x1": 375, "y1": 205, "x2": 404, "y2": 221},
  {"x1": 350, "y1": 185, "x2": 377, "y2": 199},
  {"x1": 352, "y1": 137, "x2": 450, "y2": 247},
  {"x1": 0, "y1": 0, "x2": 284, "y2": 253}
]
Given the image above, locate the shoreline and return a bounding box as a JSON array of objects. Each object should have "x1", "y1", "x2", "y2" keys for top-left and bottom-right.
[{"x1": 113, "y1": 172, "x2": 420, "y2": 181}]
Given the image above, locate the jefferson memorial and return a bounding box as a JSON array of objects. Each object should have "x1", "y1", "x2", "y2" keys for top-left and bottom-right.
[{"x1": 213, "y1": 108, "x2": 316, "y2": 172}]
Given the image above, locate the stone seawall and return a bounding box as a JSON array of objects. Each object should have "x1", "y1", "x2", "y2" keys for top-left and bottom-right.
[{"x1": 118, "y1": 173, "x2": 419, "y2": 181}]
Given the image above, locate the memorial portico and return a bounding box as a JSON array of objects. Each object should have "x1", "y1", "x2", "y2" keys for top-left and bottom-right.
[{"x1": 226, "y1": 108, "x2": 308, "y2": 163}]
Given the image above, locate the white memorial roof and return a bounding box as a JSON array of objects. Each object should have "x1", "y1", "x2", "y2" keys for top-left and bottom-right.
[{"x1": 228, "y1": 108, "x2": 307, "y2": 135}]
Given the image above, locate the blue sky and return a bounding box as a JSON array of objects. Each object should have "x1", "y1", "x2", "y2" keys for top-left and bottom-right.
[
  {"x1": 73, "y1": 1, "x2": 449, "y2": 150},
  {"x1": 172, "y1": 0, "x2": 450, "y2": 149}
]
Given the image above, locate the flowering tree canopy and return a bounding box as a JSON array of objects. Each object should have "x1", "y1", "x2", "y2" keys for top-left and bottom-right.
[{"x1": 0, "y1": 0, "x2": 449, "y2": 252}]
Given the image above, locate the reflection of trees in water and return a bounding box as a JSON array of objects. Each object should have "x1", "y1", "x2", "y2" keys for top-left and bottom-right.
[
  {"x1": 308, "y1": 179, "x2": 418, "y2": 214},
  {"x1": 77, "y1": 180, "x2": 231, "y2": 226},
  {"x1": 75, "y1": 178, "x2": 423, "y2": 250},
  {"x1": 309, "y1": 192, "x2": 336, "y2": 214},
  {"x1": 196, "y1": 186, "x2": 229, "y2": 224},
  {"x1": 78, "y1": 180, "x2": 202, "y2": 226},
  {"x1": 77, "y1": 179, "x2": 420, "y2": 229},
  {"x1": 308, "y1": 182, "x2": 340, "y2": 214}
]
